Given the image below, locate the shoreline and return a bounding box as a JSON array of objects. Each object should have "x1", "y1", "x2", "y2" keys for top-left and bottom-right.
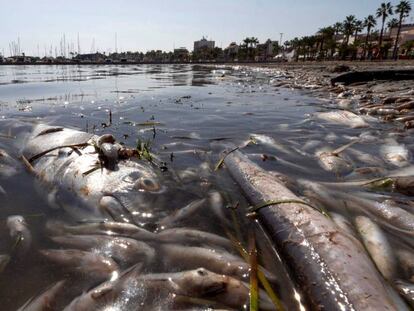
[{"x1": 1, "y1": 60, "x2": 414, "y2": 67}]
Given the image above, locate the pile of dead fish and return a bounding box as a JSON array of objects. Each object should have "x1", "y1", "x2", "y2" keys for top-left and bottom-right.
[
  {"x1": 0, "y1": 124, "x2": 277, "y2": 310},
  {"x1": 269, "y1": 65, "x2": 414, "y2": 130}
]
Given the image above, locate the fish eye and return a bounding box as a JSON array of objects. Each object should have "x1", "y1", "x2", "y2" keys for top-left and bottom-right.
[
  {"x1": 138, "y1": 178, "x2": 160, "y2": 192},
  {"x1": 197, "y1": 268, "x2": 207, "y2": 276}
]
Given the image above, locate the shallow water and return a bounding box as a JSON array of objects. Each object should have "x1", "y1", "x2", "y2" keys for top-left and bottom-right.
[{"x1": 0, "y1": 65, "x2": 413, "y2": 310}]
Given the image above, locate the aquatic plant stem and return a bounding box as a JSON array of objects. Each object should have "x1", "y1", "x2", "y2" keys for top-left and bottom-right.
[
  {"x1": 227, "y1": 231, "x2": 285, "y2": 311},
  {"x1": 247, "y1": 200, "x2": 330, "y2": 218},
  {"x1": 249, "y1": 229, "x2": 259, "y2": 311}
]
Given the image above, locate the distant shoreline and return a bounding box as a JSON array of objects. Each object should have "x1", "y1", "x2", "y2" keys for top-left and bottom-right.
[{"x1": 1, "y1": 60, "x2": 413, "y2": 67}]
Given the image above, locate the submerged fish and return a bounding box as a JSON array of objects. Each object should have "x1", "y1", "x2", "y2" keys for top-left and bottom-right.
[
  {"x1": 157, "y1": 228, "x2": 232, "y2": 249},
  {"x1": 17, "y1": 280, "x2": 65, "y2": 311},
  {"x1": 158, "y1": 244, "x2": 250, "y2": 280},
  {"x1": 0, "y1": 254, "x2": 10, "y2": 273},
  {"x1": 40, "y1": 249, "x2": 119, "y2": 281},
  {"x1": 157, "y1": 198, "x2": 207, "y2": 230},
  {"x1": 314, "y1": 110, "x2": 369, "y2": 128},
  {"x1": 46, "y1": 220, "x2": 158, "y2": 241},
  {"x1": 63, "y1": 263, "x2": 144, "y2": 311},
  {"x1": 354, "y1": 216, "x2": 397, "y2": 281},
  {"x1": 51, "y1": 235, "x2": 155, "y2": 266},
  {"x1": 7, "y1": 215, "x2": 32, "y2": 255},
  {"x1": 380, "y1": 139, "x2": 411, "y2": 167},
  {"x1": 396, "y1": 249, "x2": 414, "y2": 282},
  {"x1": 0, "y1": 148, "x2": 20, "y2": 177},
  {"x1": 23, "y1": 124, "x2": 165, "y2": 223},
  {"x1": 315, "y1": 147, "x2": 353, "y2": 175},
  {"x1": 64, "y1": 267, "x2": 272, "y2": 310}
]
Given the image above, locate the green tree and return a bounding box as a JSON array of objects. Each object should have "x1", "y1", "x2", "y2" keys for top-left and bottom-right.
[
  {"x1": 342, "y1": 15, "x2": 357, "y2": 46},
  {"x1": 363, "y1": 15, "x2": 377, "y2": 59},
  {"x1": 392, "y1": 0, "x2": 412, "y2": 59},
  {"x1": 317, "y1": 26, "x2": 335, "y2": 59},
  {"x1": 376, "y1": 2, "x2": 393, "y2": 58},
  {"x1": 387, "y1": 17, "x2": 399, "y2": 32}
]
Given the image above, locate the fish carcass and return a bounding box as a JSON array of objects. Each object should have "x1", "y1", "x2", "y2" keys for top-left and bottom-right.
[
  {"x1": 222, "y1": 146, "x2": 400, "y2": 310},
  {"x1": 22, "y1": 124, "x2": 166, "y2": 223},
  {"x1": 314, "y1": 110, "x2": 369, "y2": 128}
]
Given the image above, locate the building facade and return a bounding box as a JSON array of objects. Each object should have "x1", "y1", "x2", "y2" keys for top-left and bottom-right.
[
  {"x1": 390, "y1": 23, "x2": 414, "y2": 45},
  {"x1": 194, "y1": 37, "x2": 215, "y2": 52}
]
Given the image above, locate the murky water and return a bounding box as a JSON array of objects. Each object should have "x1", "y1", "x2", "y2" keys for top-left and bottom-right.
[{"x1": 0, "y1": 65, "x2": 413, "y2": 310}]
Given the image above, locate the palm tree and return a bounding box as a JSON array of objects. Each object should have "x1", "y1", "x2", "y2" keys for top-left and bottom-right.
[
  {"x1": 342, "y1": 15, "x2": 357, "y2": 46},
  {"x1": 363, "y1": 15, "x2": 377, "y2": 59},
  {"x1": 376, "y1": 2, "x2": 393, "y2": 58},
  {"x1": 250, "y1": 37, "x2": 259, "y2": 48},
  {"x1": 333, "y1": 22, "x2": 343, "y2": 37},
  {"x1": 317, "y1": 26, "x2": 335, "y2": 58},
  {"x1": 242, "y1": 37, "x2": 251, "y2": 60},
  {"x1": 393, "y1": 0, "x2": 412, "y2": 60},
  {"x1": 387, "y1": 18, "x2": 399, "y2": 33},
  {"x1": 354, "y1": 20, "x2": 364, "y2": 42}
]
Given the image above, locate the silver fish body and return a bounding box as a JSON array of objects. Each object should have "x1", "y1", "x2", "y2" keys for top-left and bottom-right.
[
  {"x1": 23, "y1": 124, "x2": 165, "y2": 223},
  {"x1": 46, "y1": 220, "x2": 158, "y2": 241},
  {"x1": 314, "y1": 110, "x2": 369, "y2": 128},
  {"x1": 223, "y1": 148, "x2": 399, "y2": 310},
  {"x1": 354, "y1": 216, "x2": 397, "y2": 281},
  {"x1": 158, "y1": 244, "x2": 249, "y2": 280},
  {"x1": 7, "y1": 215, "x2": 32, "y2": 255},
  {"x1": 40, "y1": 249, "x2": 119, "y2": 281},
  {"x1": 17, "y1": 280, "x2": 65, "y2": 311},
  {"x1": 51, "y1": 235, "x2": 155, "y2": 266}
]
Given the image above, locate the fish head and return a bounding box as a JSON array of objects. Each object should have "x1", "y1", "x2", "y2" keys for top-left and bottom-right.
[
  {"x1": 178, "y1": 268, "x2": 226, "y2": 297},
  {"x1": 107, "y1": 162, "x2": 168, "y2": 225}
]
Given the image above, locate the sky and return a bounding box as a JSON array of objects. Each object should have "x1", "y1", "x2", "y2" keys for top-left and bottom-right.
[{"x1": 1, "y1": 0, "x2": 413, "y2": 56}]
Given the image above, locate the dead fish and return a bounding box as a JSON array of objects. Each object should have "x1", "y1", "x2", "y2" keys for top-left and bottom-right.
[
  {"x1": 302, "y1": 139, "x2": 322, "y2": 152},
  {"x1": 63, "y1": 263, "x2": 144, "y2": 311},
  {"x1": 396, "y1": 249, "x2": 414, "y2": 282},
  {"x1": 315, "y1": 147, "x2": 353, "y2": 175},
  {"x1": 135, "y1": 268, "x2": 274, "y2": 310},
  {"x1": 314, "y1": 110, "x2": 369, "y2": 128},
  {"x1": 208, "y1": 191, "x2": 231, "y2": 226},
  {"x1": 0, "y1": 184, "x2": 6, "y2": 197},
  {"x1": 305, "y1": 178, "x2": 414, "y2": 231},
  {"x1": 358, "y1": 131, "x2": 380, "y2": 143},
  {"x1": 17, "y1": 280, "x2": 65, "y2": 311},
  {"x1": 158, "y1": 244, "x2": 250, "y2": 280},
  {"x1": 46, "y1": 220, "x2": 157, "y2": 241},
  {"x1": 40, "y1": 249, "x2": 119, "y2": 281},
  {"x1": 157, "y1": 198, "x2": 206, "y2": 230},
  {"x1": 250, "y1": 133, "x2": 292, "y2": 155},
  {"x1": 330, "y1": 212, "x2": 358, "y2": 239},
  {"x1": 346, "y1": 148, "x2": 384, "y2": 167},
  {"x1": 0, "y1": 254, "x2": 10, "y2": 272},
  {"x1": 7, "y1": 215, "x2": 32, "y2": 255},
  {"x1": 380, "y1": 139, "x2": 411, "y2": 167},
  {"x1": 345, "y1": 166, "x2": 387, "y2": 179},
  {"x1": 223, "y1": 147, "x2": 399, "y2": 310},
  {"x1": 393, "y1": 176, "x2": 414, "y2": 196},
  {"x1": 22, "y1": 124, "x2": 164, "y2": 222},
  {"x1": 337, "y1": 99, "x2": 356, "y2": 109},
  {"x1": 0, "y1": 148, "x2": 20, "y2": 177},
  {"x1": 50, "y1": 235, "x2": 155, "y2": 266},
  {"x1": 354, "y1": 216, "x2": 397, "y2": 281},
  {"x1": 394, "y1": 280, "x2": 414, "y2": 308},
  {"x1": 157, "y1": 228, "x2": 232, "y2": 249}
]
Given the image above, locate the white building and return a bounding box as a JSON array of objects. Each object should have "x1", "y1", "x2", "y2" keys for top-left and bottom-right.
[{"x1": 194, "y1": 37, "x2": 215, "y2": 52}]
